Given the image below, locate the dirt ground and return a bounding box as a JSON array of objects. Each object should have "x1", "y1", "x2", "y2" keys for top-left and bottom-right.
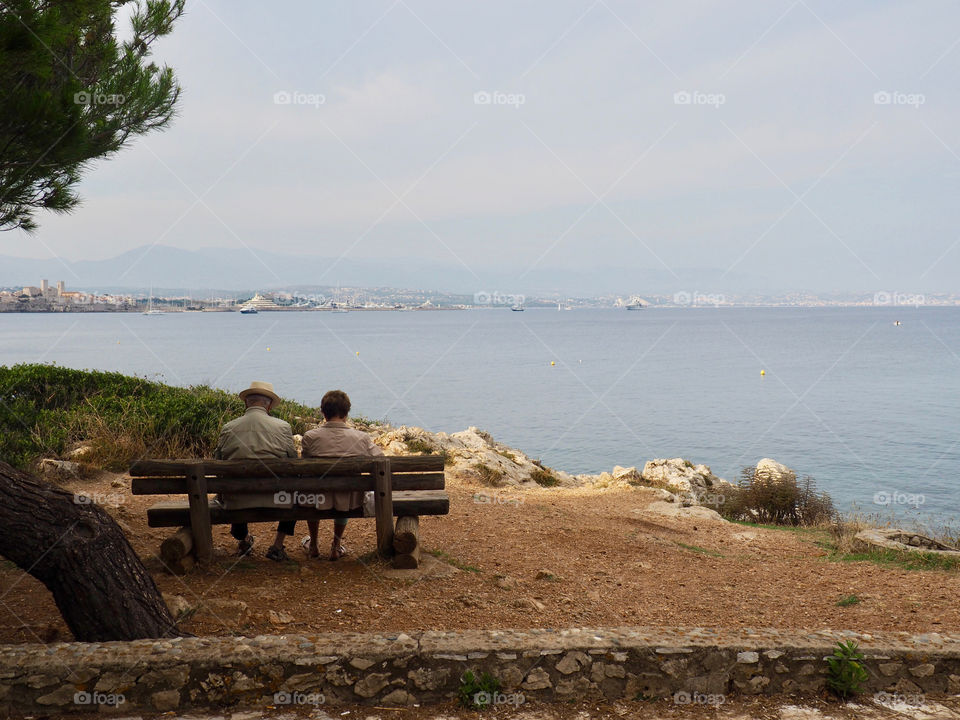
[
  {"x1": 1, "y1": 470, "x2": 959, "y2": 644},
  {"x1": 25, "y1": 695, "x2": 960, "y2": 720}
]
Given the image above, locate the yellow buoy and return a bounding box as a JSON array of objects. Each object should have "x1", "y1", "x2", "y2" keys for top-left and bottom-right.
[
  {"x1": 356, "y1": 351, "x2": 360, "y2": 356},
  {"x1": 266, "y1": 347, "x2": 271, "y2": 352},
  {"x1": 550, "y1": 361, "x2": 556, "y2": 366},
  {"x1": 760, "y1": 369, "x2": 765, "y2": 376}
]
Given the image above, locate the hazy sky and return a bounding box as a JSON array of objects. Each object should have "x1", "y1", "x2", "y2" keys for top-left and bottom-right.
[{"x1": 7, "y1": 1, "x2": 960, "y2": 292}]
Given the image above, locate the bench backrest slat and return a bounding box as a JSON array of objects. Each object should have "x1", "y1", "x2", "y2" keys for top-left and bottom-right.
[
  {"x1": 131, "y1": 471, "x2": 445, "y2": 495},
  {"x1": 129, "y1": 455, "x2": 444, "y2": 477}
]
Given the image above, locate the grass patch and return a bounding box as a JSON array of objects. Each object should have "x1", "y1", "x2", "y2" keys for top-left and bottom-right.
[
  {"x1": 0, "y1": 363, "x2": 321, "y2": 470},
  {"x1": 821, "y1": 516, "x2": 960, "y2": 571},
  {"x1": 837, "y1": 594, "x2": 861, "y2": 607},
  {"x1": 675, "y1": 542, "x2": 724, "y2": 557},
  {"x1": 429, "y1": 549, "x2": 481, "y2": 573},
  {"x1": 472, "y1": 462, "x2": 505, "y2": 487},
  {"x1": 530, "y1": 464, "x2": 560, "y2": 487},
  {"x1": 403, "y1": 437, "x2": 435, "y2": 454},
  {"x1": 497, "y1": 449, "x2": 518, "y2": 463},
  {"x1": 823, "y1": 546, "x2": 960, "y2": 572}
]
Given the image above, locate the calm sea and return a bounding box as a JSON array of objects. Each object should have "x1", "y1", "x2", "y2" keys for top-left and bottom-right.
[{"x1": 2, "y1": 307, "x2": 958, "y2": 528}]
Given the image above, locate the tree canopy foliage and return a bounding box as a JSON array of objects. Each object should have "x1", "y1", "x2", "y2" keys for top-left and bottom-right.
[{"x1": 0, "y1": 0, "x2": 184, "y2": 232}]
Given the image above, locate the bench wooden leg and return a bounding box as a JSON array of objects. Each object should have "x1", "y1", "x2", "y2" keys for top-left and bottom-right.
[
  {"x1": 185, "y1": 463, "x2": 213, "y2": 564},
  {"x1": 160, "y1": 526, "x2": 195, "y2": 574},
  {"x1": 392, "y1": 515, "x2": 420, "y2": 568},
  {"x1": 374, "y1": 457, "x2": 394, "y2": 557}
]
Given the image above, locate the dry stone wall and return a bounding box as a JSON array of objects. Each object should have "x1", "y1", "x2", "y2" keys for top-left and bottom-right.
[{"x1": 2, "y1": 626, "x2": 959, "y2": 714}]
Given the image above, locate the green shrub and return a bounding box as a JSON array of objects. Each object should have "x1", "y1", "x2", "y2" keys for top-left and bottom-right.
[
  {"x1": 0, "y1": 363, "x2": 320, "y2": 470},
  {"x1": 717, "y1": 467, "x2": 835, "y2": 526},
  {"x1": 826, "y1": 640, "x2": 868, "y2": 699},
  {"x1": 458, "y1": 669, "x2": 500, "y2": 709}
]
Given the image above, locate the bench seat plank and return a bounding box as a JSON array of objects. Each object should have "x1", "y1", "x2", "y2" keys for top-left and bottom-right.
[
  {"x1": 146, "y1": 491, "x2": 449, "y2": 528},
  {"x1": 132, "y1": 472, "x2": 445, "y2": 495}
]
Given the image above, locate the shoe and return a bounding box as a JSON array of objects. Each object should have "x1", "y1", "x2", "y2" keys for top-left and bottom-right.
[
  {"x1": 237, "y1": 535, "x2": 255, "y2": 557},
  {"x1": 266, "y1": 546, "x2": 289, "y2": 562},
  {"x1": 329, "y1": 542, "x2": 347, "y2": 561},
  {"x1": 300, "y1": 535, "x2": 321, "y2": 558}
]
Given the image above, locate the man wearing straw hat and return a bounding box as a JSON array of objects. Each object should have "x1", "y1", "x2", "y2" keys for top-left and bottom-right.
[{"x1": 214, "y1": 381, "x2": 298, "y2": 562}]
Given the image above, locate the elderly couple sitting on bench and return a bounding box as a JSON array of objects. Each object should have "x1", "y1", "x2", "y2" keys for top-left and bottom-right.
[{"x1": 213, "y1": 381, "x2": 381, "y2": 562}]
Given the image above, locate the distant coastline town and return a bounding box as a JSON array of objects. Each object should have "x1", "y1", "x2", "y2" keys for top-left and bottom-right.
[{"x1": 1, "y1": 279, "x2": 958, "y2": 313}]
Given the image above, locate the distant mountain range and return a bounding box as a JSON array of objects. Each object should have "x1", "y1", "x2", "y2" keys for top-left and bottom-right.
[{"x1": 0, "y1": 244, "x2": 826, "y2": 296}]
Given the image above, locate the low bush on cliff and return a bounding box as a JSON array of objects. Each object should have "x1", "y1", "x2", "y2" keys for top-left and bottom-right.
[
  {"x1": 714, "y1": 466, "x2": 835, "y2": 526},
  {"x1": 0, "y1": 364, "x2": 320, "y2": 470}
]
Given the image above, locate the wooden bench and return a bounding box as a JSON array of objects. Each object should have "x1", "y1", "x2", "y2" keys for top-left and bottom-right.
[{"x1": 129, "y1": 456, "x2": 447, "y2": 572}]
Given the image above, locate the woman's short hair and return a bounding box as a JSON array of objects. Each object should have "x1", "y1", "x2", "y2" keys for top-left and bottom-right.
[{"x1": 321, "y1": 390, "x2": 351, "y2": 420}]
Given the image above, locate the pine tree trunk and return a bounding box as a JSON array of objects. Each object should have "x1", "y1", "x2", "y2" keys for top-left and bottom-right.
[{"x1": 0, "y1": 461, "x2": 179, "y2": 641}]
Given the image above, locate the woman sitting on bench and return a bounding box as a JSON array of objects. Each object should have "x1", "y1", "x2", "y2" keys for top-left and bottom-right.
[{"x1": 301, "y1": 390, "x2": 384, "y2": 560}]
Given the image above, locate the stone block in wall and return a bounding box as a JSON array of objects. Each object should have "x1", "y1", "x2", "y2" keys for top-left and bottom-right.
[
  {"x1": 625, "y1": 672, "x2": 672, "y2": 699},
  {"x1": 408, "y1": 667, "x2": 450, "y2": 691}
]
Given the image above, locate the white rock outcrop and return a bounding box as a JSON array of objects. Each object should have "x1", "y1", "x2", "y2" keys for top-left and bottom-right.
[
  {"x1": 640, "y1": 458, "x2": 727, "y2": 501},
  {"x1": 754, "y1": 458, "x2": 796, "y2": 485},
  {"x1": 641, "y1": 501, "x2": 727, "y2": 523},
  {"x1": 374, "y1": 425, "x2": 577, "y2": 488}
]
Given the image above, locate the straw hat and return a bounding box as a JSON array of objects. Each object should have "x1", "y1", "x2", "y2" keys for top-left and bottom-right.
[{"x1": 239, "y1": 381, "x2": 280, "y2": 409}]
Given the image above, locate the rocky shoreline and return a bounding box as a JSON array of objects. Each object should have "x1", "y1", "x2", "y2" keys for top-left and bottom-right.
[{"x1": 340, "y1": 423, "x2": 800, "y2": 524}]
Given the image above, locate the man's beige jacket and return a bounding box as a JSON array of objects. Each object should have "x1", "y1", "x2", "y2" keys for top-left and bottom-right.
[{"x1": 213, "y1": 406, "x2": 297, "y2": 510}]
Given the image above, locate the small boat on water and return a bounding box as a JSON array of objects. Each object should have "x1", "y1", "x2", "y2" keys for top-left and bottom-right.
[
  {"x1": 625, "y1": 295, "x2": 645, "y2": 310},
  {"x1": 511, "y1": 304, "x2": 524, "y2": 312},
  {"x1": 143, "y1": 292, "x2": 164, "y2": 315},
  {"x1": 239, "y1": 306, "x2": 258, "y2": 314}
]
